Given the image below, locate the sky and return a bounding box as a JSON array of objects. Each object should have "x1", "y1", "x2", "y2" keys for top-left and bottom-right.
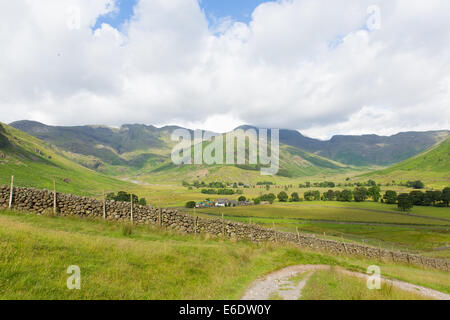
[
  {"x1": 92, "y1": 1, "x2": 271, "y2": 30},
  {"x1": 0, "y1": 0, "x2": 449, "y2": 140}
]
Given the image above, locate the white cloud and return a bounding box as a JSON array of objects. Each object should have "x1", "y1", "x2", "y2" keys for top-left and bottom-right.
[{"x1": 0, "y1": 0, "x2": 449, "y2": 138}]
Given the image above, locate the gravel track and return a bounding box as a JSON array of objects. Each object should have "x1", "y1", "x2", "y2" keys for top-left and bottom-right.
[{"x1": 241, "y1": 264, "x2": 450, "y2": 300}]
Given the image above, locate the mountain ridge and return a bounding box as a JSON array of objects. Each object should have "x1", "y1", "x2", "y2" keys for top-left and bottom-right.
[{"x1": 11, "y1": 120, "x2": 449, "y2": 167}]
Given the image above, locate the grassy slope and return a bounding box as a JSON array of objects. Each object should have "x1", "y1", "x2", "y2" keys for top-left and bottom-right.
[
  {"x1": 360, "y1": 138, "x2": 450, "y2": 188},
  {"x1": 1, "y1": 210, "x2": 449, "y2": 299},
  {"x1": 0, "y1": 122, "x2": 134, "y2": 196},
  {"x1": 9, "y1": 121, "x2": 356, "y2": 183}
]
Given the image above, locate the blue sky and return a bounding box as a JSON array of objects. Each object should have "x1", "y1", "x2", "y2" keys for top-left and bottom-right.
[
  {"x1": 200, "y1": 0, "x2": 271, "y2": 24},
  {"x1": 93, "y1": 0, "x2": 138, "y2": 30},
  {"x1": 93, "y1": 0, "x2": 271, "y2": 30}
]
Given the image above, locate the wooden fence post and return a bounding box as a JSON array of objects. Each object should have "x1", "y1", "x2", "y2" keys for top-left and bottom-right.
[
  {"x1": 296, "y1": 227, "x2": 300, "y2": 242},
  {"x1": 53, "y1": 179, "x2": 57, "y2": 214},
  {"x1": 8, "y1": 175, "x2": 14, "y2": 209},
  {"x1": 130, "y1": 193, "x2": 134, "y2": 223},
  {"x1": 159, "y1": 208, "x2": 162, "y2": 226},
  {"x1": 102, "y1": 190, "x2": 106, "y2": 220}
]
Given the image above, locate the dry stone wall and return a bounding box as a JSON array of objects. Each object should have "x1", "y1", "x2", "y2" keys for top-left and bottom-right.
[{"x1": 0, "y1": 185, "x2": 448, "y2": 272}]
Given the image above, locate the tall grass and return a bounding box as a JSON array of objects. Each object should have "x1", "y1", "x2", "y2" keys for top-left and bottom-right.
[{"x1": 300, "y1": 269, "x2": 430, "y2": 300}]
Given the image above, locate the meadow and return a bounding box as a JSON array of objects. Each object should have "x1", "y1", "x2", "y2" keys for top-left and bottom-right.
[
  {"x1": 188, "y1": 201, "x2": 450, "y2": 258},
  {"x1": 1, "y1": 209, "x2": 449, "y2": 299}
]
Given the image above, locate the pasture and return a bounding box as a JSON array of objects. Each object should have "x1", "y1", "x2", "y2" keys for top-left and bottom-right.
[{"x1": 1, "y1": 209, "x2": 449, "y2": 299}]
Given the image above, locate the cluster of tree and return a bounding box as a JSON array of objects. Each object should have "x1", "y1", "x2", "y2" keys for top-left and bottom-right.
[
  {"x1": 304, "y1": 190, "x2": 321, "y2": 201},
  {"x1": 332, "y1": 190, "x2": 353, "y2": 202},
  {"x1": 201, "y1": 188, "x2": 237, "y2": 195},
  {"x1": 300, "y1": 186, "x2": 381, "y2": 203},
  {"x1": 299, "y1": 180, "x2": 378, "y2": 189},
  {"x1": 299, "y1": 181, "x2": 336, "y2": 188},
  {"x1": 106, "y1": 191, "x2": 147, "y2": 206},
  {"x1": 253, "y1": 193, "x2": 277, "y2": 204},
  {"x1": 382, "y1": 187, "x2": 450, "y2": 208},
  {"x1": 405, "y1": 180, "x2": 425, "y2": 189},
  {"x1": 185, "y1": 181, "x2": 248, "y2": 189},
  {"x1": 256, "y1": 181, "x2": 274, "y2": 186}
]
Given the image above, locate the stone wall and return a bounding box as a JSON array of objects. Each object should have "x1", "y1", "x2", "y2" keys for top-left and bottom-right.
[{"x1": 0, "y1": 185, "x2": 448, "y2": 272}]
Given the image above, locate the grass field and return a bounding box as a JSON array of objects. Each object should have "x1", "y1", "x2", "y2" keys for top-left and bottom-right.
[
  {"x1": 188, "y1": 202, "x2": 450, "y2": 258},
  {"x1": 192, "y1": 202, "x2": 450, "y2": 225},
  {"x1": 1, "y1": 210, "x2": 449, "y2": 299},
  {"x1": 300, "y1": 269, "x2": 429, "y2": 300}
]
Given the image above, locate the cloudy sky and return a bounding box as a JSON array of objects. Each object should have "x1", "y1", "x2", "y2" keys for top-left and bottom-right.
[{"x1": 0, "y1": 0, "x2": 449, "y2": 139}]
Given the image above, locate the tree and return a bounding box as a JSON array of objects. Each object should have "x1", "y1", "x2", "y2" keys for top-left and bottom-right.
[
  {"x1": 304, "y1": 190, "x2": 320, "y2": 201},
  {"x1": 431, "y1": 190, "x2": 442, "y2": 206},
  {"x1": 442, "y1": 187, "x2": 450, "y2": 207},
  {"x1": 185, "y1": 201, "x2": 196, "y2": 208},
  {"x1": 277, "y1": 191, "x2": 289, "y2": 202},
  {"x1": 106, "y1": 191, "x2": 139, "y2": 203},
  {"x1": 323, "y1": 190, "x2": 335, "y2": 201},
  {"x1": 407, "y1": 180, "x2": 425, "y2": 189},
  {"x1": 260, "y1": 193, "x2": 276, "y2": 204},
  {"x1": 398, "y1": 193, "x2": 413, "y2": 211},
  {"x1": 304, "y1": 191, "x2": 314, "y2": 201},
  {"x1": 238, "y1": 196, "x2": 246, "y2": 202},
  {"x1": 290, "y1": 192, "x2": 300, "y2": 202},
  {"x1": 409, "y1": 191, "x2": 424, "y2": 206},
  {"x1": 383, "y1": 190, "x2": 397, "y2": 204},
  {"x1": 368, "y1": 186, "x2": 381, "y2": 202},
  {"x1": 334, "y1": 190, "x2": 341, "y2": 201},
  {"x1": 253, "y1": 198, "x2": 261, "y2": 205},
  {"x1": 353, "y1": 187, "x2": 368, "y2": 202},
  {"x1": 138, "y1": 198, "x2": 147, "y2": 206},
  {"x1": 342, "y1": 189, "x2": 353, "y2": 202}
]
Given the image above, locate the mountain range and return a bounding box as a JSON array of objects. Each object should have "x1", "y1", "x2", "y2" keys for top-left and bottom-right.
[
  {"x1": 11, "y1": 121, "x2": 449, "y2": 166},
  {"x1": 0, "y1": 120, "x2": 446, "y2": 187}
]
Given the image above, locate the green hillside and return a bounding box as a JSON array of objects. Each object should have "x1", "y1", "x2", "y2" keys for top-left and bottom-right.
[
  {"x1": 279, "y1": 128, "x2": 449, "y2": 166},
  {"x1": 361, "y1": 138, "x2": 450, "y2": 187},
  {"x1": 9, "y1": 121, "x2": 353, "y2": 183},
  {"x1": 0, "y1": 122, "x2": 134, "y2": 196}
]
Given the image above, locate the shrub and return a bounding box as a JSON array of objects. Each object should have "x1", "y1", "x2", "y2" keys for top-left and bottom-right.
[{"x1": 185, "y1": 201, "x2": 196, "y2": 208}]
